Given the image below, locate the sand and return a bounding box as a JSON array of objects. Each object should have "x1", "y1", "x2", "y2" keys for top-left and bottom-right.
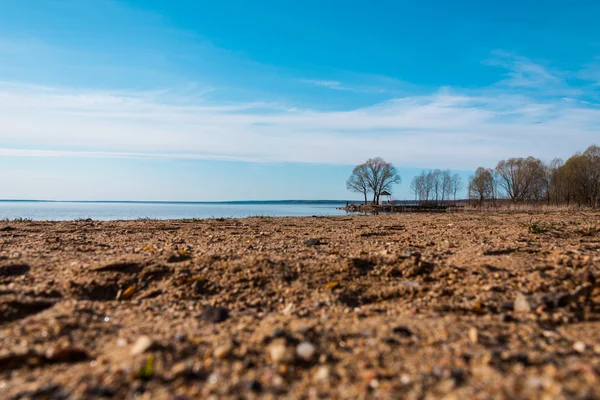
[{"x1": 1, "y1": 211, "x2": 600, "y2": 399}]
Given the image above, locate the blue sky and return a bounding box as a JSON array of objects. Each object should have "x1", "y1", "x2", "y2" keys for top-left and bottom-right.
[{"x1": 0, "y1": 0, "x2": 599, "y2": 201}]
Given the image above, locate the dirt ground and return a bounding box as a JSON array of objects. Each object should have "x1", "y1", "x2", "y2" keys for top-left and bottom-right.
[{"x1": 1, "y1": 211, "x2": 600, "y2": 399}]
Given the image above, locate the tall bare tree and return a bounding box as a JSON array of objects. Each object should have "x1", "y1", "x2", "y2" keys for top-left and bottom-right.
[
  {"x1": 441, "y1": 170, "x2": 452, "y2": 203},
  {"x1": 410, "y1": 174, "x2": 423, "y2": 202},
  {"x1": 450, "y1": 173, "x2": 463, "y2": 204},
  {"x1": 469, "y1": 167, "x2": 494, "y2": 205},
  {"x1": 346, "y1": 163, "x2": 370, "y2": 205},
  {"x1": 495, "y1": 157, "x2": 546, "y2": 203},
  {"x1": 362, "y1": 157, "x2": 402, "y2": 204}
]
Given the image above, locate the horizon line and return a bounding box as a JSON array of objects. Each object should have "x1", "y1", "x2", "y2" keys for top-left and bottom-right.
[{"x1": 0, "y1": 199, "x2": 359, "y2": 204}]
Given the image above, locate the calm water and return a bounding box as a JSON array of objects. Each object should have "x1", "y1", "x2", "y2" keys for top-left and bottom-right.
[{"x1": 0, "y1": 201, "x2": 348, "y2": 221}]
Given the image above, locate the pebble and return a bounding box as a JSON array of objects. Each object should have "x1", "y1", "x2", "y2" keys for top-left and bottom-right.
[
  {"x1": 468, "y1": 327, "x2": 478, "y2": 344},
  {"x1": 304, "y1": 238, "x2": 322, "y2": 247},
  {"x1": 268, "y1": 340, "x2": 292, "y2": 364},
  {"x1": 131, "y1": 336, "x2": 153, "y2": 356},
  {"x1": 213, "y1": 344, "x2": 232, "y2": 359},
  {"x1": 573, "y1": 341, "x2": 586, "y2": 353},
  {"x1": 315, "y1": 366, "x2": 330, "y2": 381},
  {"x1": 514, "y1": 293, "x2": 531, "y2": 313},
  {"x1": 296, "y1": 342, "x2": 316, "y2": 362}
]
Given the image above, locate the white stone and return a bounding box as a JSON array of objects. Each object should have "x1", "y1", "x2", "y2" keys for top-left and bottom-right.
[
  {"x1": 268, "y1": 340, "x2": 291, "y2": 364},
  {"x1": 130, "y1": 335, "x2": 152, "y2": 356},
  {"x1": 573, "y1": 341, "x2": 586, "y2": 353},
  {"x1": 514, "y1": 293, "x2": 531, "y2": 313},
  {"x1": 315, "y1": 366, "x2": 330, "y2": 381},
  {"x1": 296, "y1": 341, "x2": 316, "y2": 361}
]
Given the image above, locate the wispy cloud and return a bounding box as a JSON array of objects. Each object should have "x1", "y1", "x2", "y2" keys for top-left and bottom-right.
[
  {"x1": 1, "y1": 74, "x2": 598, "y2": 170},
  {"x1": 301, "y1": 79, "x2": 345, "y2": 89},
  {"x1": 300, "y1": 78, "x2": 393, "y2": 94}
]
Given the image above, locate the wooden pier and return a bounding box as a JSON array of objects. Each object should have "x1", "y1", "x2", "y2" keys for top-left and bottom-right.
[{"x1": 340, "y1": 203, "x2": 461, "y2": 213}]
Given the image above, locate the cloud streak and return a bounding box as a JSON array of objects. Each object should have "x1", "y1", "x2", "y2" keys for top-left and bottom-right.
[{"x1": 1, "y1": 64, "x2": 598, "y2": 171}]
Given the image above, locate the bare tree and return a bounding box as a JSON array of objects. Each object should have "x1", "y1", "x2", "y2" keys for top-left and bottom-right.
[
  {"x1": 562, "y1": 145, "x2": 600, "y2": 208},
  {"x1": 495, "y1": 157, "x2": 546, "y2": 203},
  {"x1": 546, "y1": 158, "x2": 563, "y2": 205},
  {"x1": 441, "y1": 170, "x2": 452, "y2": 203},
  {"x1": 410, "y1": 174, "x2": 423, "y2": 203},
  {"x1": 450, "y1": 173, "x2": 463, "y2": 204},
  {"x1": 363, "y1": 157, "x2": 402, "y2": 204},
  {"x1": 346, "y1": 163, "x2": 370, "y2": 205},
  {"x1": 468, "y1": 167, "x2": 494, "y2": 205}
]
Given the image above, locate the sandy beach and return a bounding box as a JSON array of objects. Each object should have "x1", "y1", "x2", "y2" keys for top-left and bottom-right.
[{"x1": 1, "y1": 211, "x2": 600, "y2": 399}]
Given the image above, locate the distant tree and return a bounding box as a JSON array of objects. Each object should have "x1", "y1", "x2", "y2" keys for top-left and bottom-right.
[
  {"x1": 362, "y1": 157, "x2": 402, "y2": 204},
  {"x1": 468, "y1": 167, "x2": 495, "y2": 205},
  {"x1": 495, "y1": 157, "x2": 546, "y2": 203},
  {"x1": 346, "y1": 163, "x2": 370, "y2": 205},
  {"x1": 430, "y1": 169, "x2": 442, "y2": 205},
  {"x1": 410, "y1": 174, "x2": 423, "y2": 202},
  {"x1": 562, "y1": 145, "x2": 600, "y2": 208},
  {"x1": 450, "y1": 173, "x2": 463, "y2": 204},
  {"x1": 441, "y1": 170, "x2": 452, "y2": 203}
]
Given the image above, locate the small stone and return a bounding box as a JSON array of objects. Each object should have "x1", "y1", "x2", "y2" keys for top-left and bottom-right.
[
  {"x1": 271, "y1": 374, "x2": 285, "y2": 389},
  {"x1": 131, "y1": 336, "x2": 153, "y2": 356},
  {"x1": 573, "y1": 341, "x2": 586, "y2": 353},
  {"x1": 468, "y1": 327, "x2": 478, "y2": 344},
  {"x1": 213, "y1": 344, "x2": 232, "y2": 359},
  {"x1": 514, "y1": 293, "x2": 531, "y2": 313},
  {"x1": 296, "y1": 342, "x2": 316, "y2": 362},
  {"x1": 199, "y1": 305, "x2": 229, "y2": 323},
  {"x1": 304, "y1": 238, "x2": 322, "y2": 247},
  {"x1": 268, "y1": 339, "x2": 292, "y2": 364},
  {"x1": 315, "y1": 366, "x2": 330, "y2": 381}
]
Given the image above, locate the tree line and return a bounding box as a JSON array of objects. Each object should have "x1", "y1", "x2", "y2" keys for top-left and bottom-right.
[
  {"x1": 468, "y1": 144, "x2": 600, "y2": 208},
  {"x1": 409, "y1": 170, "x2": 463, "y2": 204}
]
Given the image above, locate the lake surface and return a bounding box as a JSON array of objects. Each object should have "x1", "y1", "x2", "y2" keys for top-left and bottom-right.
[{"x1": 0, "y1": 201, "x2": 349, "y2": 221}]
